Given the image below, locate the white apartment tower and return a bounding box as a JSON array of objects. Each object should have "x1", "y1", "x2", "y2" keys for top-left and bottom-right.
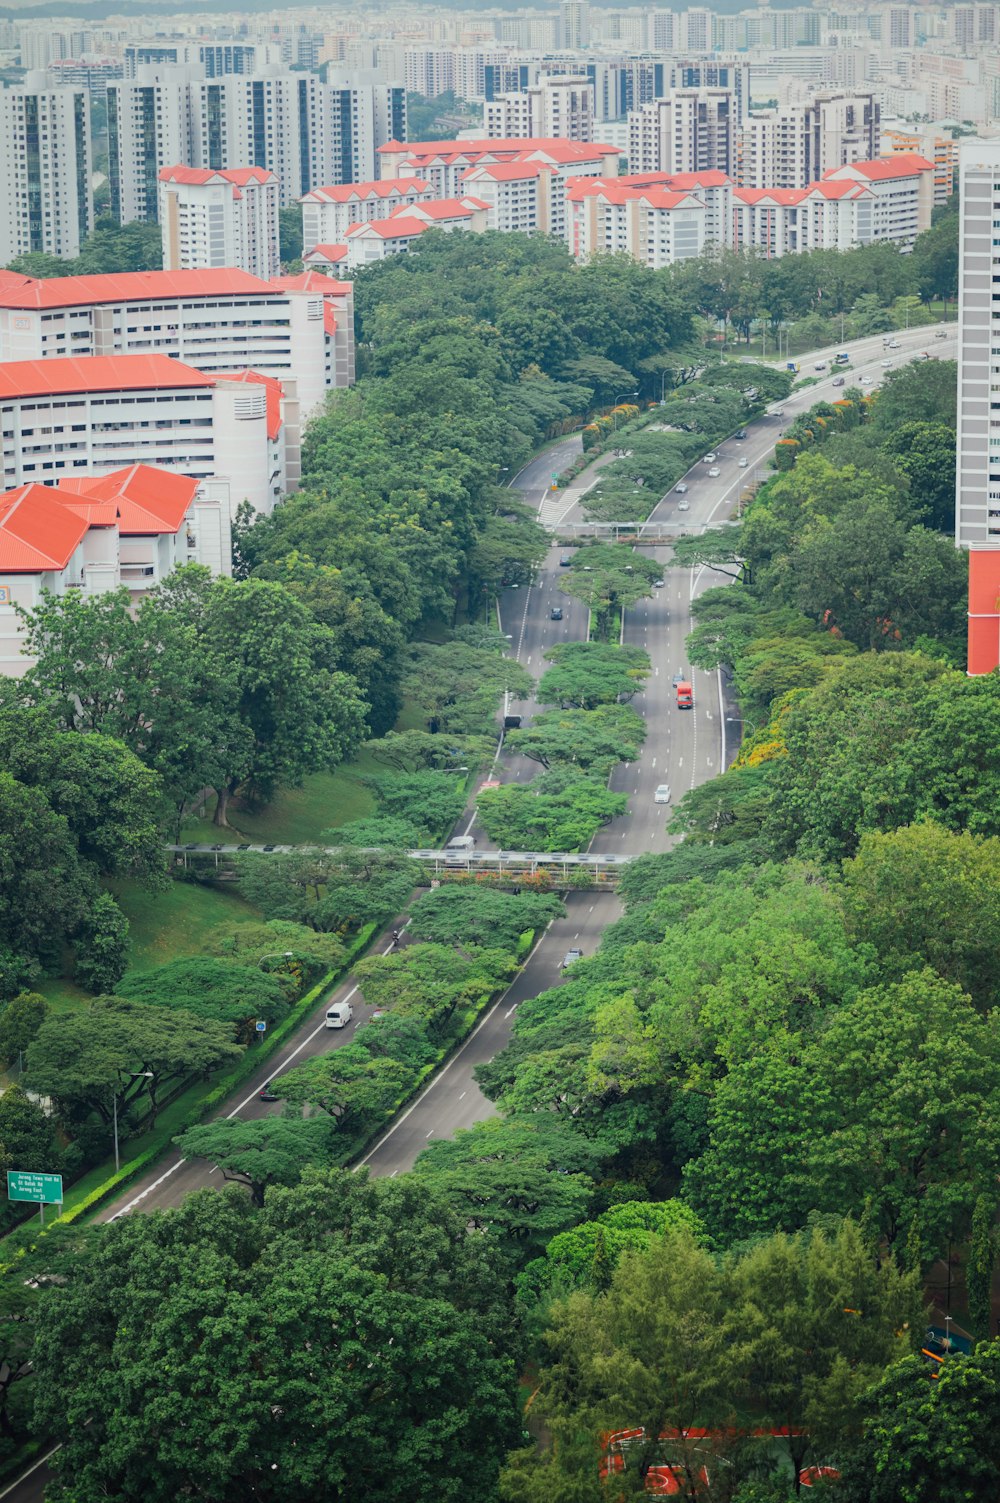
[
  {"x1": 956, "y1": 138, "x2": 1000, "y2": 675},
  {"x1": 628, "y1": 90, "x2": 736, "y2": 178},
  {"x1": 740, "y1": 92, "x2": 880, "y2": 190},
  {"x1": 0, "y1": 79, "x2": 92, "y2": 264},
  {"x1": 158, "y1": 166, "x2": 281, "y2": 279},
  {"x1": 109, "y1": 69, "x2": 406, "y2": 220},
  {"x1": 559, "y1": 1, "x2": 590, "y2": 50},
  {"x1": 485, "y1": 77, "x2": 595, "y2": 142}
]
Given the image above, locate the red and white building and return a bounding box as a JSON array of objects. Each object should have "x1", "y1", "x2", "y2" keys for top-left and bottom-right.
[
  {"x1": 378, "y1": 138, "x2": 621, "y2": 241},
  {"x1": 337, "y1": 199, "x2": 489, "y2": 269},
  {"x1": 459, "y1": 162, "x2": 545, "y2": 234},
  {"x1": 269, "y1": 270, "x2": 355, "y2": 392},
  {"x1": 0, "y1": 267, "x2": 353, "y2": 418},
  {"x1": 158, "y1": 166, "x2": 281, "y2": 281},
  {"x1": 0, "y1": 465, "x2": 231, "y2": 675},
  {"x1": 300, "y1": 177, "x2": 434, "y2": 249},
  {"x1": 567, "y1": 177, "x2": 707, "y2": 267},
  {"x1": 821, "y1": 154, "x2": 935, "y2": 249},
  {"x1": 731, "y1": 155, "x2": 934, "y2": 258},
  {"x1": 0, "y1": 354, "x2": 290, "y2": 518}
]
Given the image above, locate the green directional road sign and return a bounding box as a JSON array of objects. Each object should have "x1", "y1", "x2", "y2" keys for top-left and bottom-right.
[{"x1": 7, "y1": 1170, "x2": 63, "y2": 1204}]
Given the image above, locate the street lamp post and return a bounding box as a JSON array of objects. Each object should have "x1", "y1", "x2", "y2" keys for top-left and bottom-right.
[
  {"x1": 113, "y1": 1070, "x2": 154, "y2": 1174},
  {"x1": 659, "y1": 369, "x2": 671, "y2": 402},
  {"x1": 613, "y1": 391, "x2": 639, "y2": 434},
  {"x1": 257, "y1": 951, "x2": 294, "y2": 970}
]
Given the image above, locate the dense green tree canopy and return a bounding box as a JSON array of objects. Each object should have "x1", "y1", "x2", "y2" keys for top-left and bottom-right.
[{"x1": 32, "y1": 1173, "x2": 523, "y2": 1503}]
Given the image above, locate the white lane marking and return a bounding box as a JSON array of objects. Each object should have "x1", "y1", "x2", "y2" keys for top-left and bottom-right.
[
  {"x1": 458, "y1": 1091, "x2": 467, "y2": 1100},
  {"x1": 0, "y1": 1446, "x2": 62, "y2": 1499},
  {"x1": 355, "y1": 923, "x2": 555, "y2": 1167},
  {"x1": 504, "y1": 1004, "x2": 518, "y2": 1018}
]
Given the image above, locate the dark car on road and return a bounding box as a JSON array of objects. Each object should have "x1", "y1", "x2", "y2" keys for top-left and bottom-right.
[{"x1": 551, "y1": 606, "x2": 563, "y2": 620}]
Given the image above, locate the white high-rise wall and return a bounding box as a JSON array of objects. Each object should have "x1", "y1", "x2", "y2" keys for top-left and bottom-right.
[
  {"x1": 485, "y1": 76, "x2": 594, "y2": 142},
  {"x1": 628, "y1": 91, "x2": 736, "y2": 178},
  {"x1": 740, "y1": 92, "x2": 880, "y2": 190},
  {"x1": 0, "y1": 80, "x2": 92, "y2": 263},
  {"x1": 956, "y1": 139, "x2": 1000, "y2": 552},
  {"x1": 109, "y1": 68, "x2": 405, "y2": 219},
  {"x1": 158, "y1": 167, "x2": 280, "y2": 280}
]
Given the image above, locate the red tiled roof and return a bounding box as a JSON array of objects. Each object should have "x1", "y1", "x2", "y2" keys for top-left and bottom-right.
[
  {"x1": 661, "y1": 170, "x2": 731, "y2": 189},
  {"x1": 403, "y1": 198, "x2": 482, "y2": 220},
  {"x1": 323, "y1": 303, "x2": 337, "y2": 338},
  {"x1": 345, "y1": 217, "x2": 428, "y2": 240},
  {"x1": 301, "y1": 177, "x2": 430, "y2": 202},
  {"x1": 805, "y1": 180, "x2": 872, "y2": 200},
  {"x1": 460, "y1": 162, "x2": 542, "y2": 181},
  {"x1": 224, "y1": 369, "x2": 283, "y2": 440},
  {"x1": 386, "y1": 136, "x2": 620, "y2": 166},
  {"x1": 0, "y1": 354, "x2": 217, "y2": 401},
  {"x1": 303, "y1": 243, "x2": 349, "y2": 264},
  {"x1": 272, "y1": 270, "x2": 352, "y2": 294},
  {"x1": 159, "y1": 165, "x2": 275, "y2": 185},
  {"x1": 823, "y1": 153, "x2": 934, "y2": 182},
  {"x1": 734, "y1": 187, "x2": 811, "y2": 207},
  {"x1": 59, "y1": 464, "x2": 198, "y2": 535},
  {"x1": 0, "y1": 268, "x2": 276, "y2": 312},
  {"x1": 0, "y1": 484, "x2": 91, "y2": 572}
]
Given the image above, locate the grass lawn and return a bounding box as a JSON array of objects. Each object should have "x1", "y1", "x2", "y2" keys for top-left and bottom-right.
[
  {"x1": 110, "y1": 878, "x2": 261, "y2": 976},
  {"x1": 180, "y1": 760, "x2": 379, "y2": 846}
]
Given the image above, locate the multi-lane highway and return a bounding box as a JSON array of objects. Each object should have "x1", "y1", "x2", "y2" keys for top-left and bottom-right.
[{"x1": 0, "y1": 323, "x2": 955, "y2": 1503}]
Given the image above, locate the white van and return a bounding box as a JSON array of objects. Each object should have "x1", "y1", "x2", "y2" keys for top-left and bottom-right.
[
  {"x1": 444, "y1": 835, "x2": 476, "y2": 865},
  {"x1": 325, "y1": 1001, "x2": 353, "y2": 1029}
]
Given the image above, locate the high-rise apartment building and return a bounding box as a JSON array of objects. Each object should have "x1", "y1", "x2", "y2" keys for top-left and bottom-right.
[
  {"x1": 158, "y1": 166, "x2": 280, "y2": 279},
  {"x1": 559, "y1": 0, "x2": 590, "y2": 50},
  {"x1": 740, "y1": 92, "x2": 879, "y2": 190},
  {"x1": 956, "y1": 139, "x2": 1000, "y2": 672},
  {"x1": 0, "y1": 79, "x2": 92, "y2": 264},
  {"x1": 485, "y1": 76, "x2": 594, "y2": 142},
  {"x1": 628, "y1": 91, "x2": 736, "y2": 178},
  {"x1": 679, "y1": 8, "x2": 712, "y2": 52},
  {"x1": 108, "y1": 69, "x2": 406, "y2": 219}
]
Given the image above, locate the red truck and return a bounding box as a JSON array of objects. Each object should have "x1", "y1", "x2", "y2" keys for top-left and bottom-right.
[{"x1": 676, "y1": 680, "x2": 694, "y2": 709}]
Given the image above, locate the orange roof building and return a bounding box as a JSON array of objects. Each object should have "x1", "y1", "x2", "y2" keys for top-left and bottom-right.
[{"x1": 0, "y1": 466, "x2": 232, "y2": 676}]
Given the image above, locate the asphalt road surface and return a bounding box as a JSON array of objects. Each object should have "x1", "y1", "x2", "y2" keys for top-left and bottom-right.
[{"x1": 0, "y1": 324, "x2": 956, "y2": 1503}]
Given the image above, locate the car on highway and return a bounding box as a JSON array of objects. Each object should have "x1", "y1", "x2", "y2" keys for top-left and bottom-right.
[
  {"x1": 672, "y1": 672, "x2": 686, "y2": 685},
  {"x1": 560, "y1": 948, "x2": 583, "y2": 969},
  {"x1": 814, "y1": 361, "x2": 826, "y2": 370},
  {"x1": 678, "y1": 499, "x2": 690, "y2": 511},
  {"x1": 708, "y1": 466, "x2": 721, "y2": 477},
  {"x1": 773, "y1": 408, "x2": 785, "y2": 417},
  {"x1": 919, "y1": 351, "x2": 930, "y2": 360},
  {"x1": 559, "y1": 554, "x2": 572, "y2": 566},
  {"x1": 675, "y1": 482, "x2": 688, "y2": 494},
  {"x1": 654, "y1": 577, "x2": 664, "y2": 587},
  {"x1": 859, "y1": 375, "x2": 873, "y2": 385},
  {"x1": 888, "y1": 340, "x2": 901, "y2": 349},
  {"x1": 934, "y1": 330, "x2": 948, "y2": 339},
  {"x1": 881, "y1": 359, "x2": 892, "y2": 367},
  {"x1": 654, "y1": 784, "x2": 672, "y2": 804},
  {"x1": 734, "y1": 429, "x2": 747, "y2": 440},
  {"x1": 738, "y1": 457, "x2": 749, "y2": 467},
  {"x1": 259, "y1": 1079, "x2": 283, "y2": 1102},
  {"x1": 550, "y1": 606, "x2": 563, "y2": 620},
  {"x1": 832, "y1": 376, "x2": 846, "y2": 387},
  {"x1": 702, "y1": 453, "x2": 716, "y2": 463},
  {"x1": 325, "y1": 1001, "x2": 353, "y2": 1029}
]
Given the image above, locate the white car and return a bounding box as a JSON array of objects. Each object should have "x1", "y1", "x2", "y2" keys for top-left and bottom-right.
[
  {"x1": 675, "y1": 482, "x2": 688, "y2": 494},
  {"x1": 814, "y1": 361, "x2": 826, "y2": 371},
  {"x1": 738, "y1": 457, "x2": 749, "y2": 468},
  {"x1": 708, "y1": 466, "x2": 721, "y2": 477},
  {"x1": 654, "y1": 784, "x2": 672, "y2": 804},
  {"x1": 881, "y1": 359, "x2": 892, "y2": 367},
  {"x1": 702, "y1": 453, "x2": 717, "y2": 464},
  {"x1": 859, "y1": 375, "x2": 873, "y2": 385},
  {"x1": 678, "y1": 499, "x2": 690, "y2": 511}
]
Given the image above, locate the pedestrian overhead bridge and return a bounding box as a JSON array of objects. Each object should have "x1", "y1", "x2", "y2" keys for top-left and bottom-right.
[{"x1": 168, "y1": 844, "x2": 637, "y2": 886}]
